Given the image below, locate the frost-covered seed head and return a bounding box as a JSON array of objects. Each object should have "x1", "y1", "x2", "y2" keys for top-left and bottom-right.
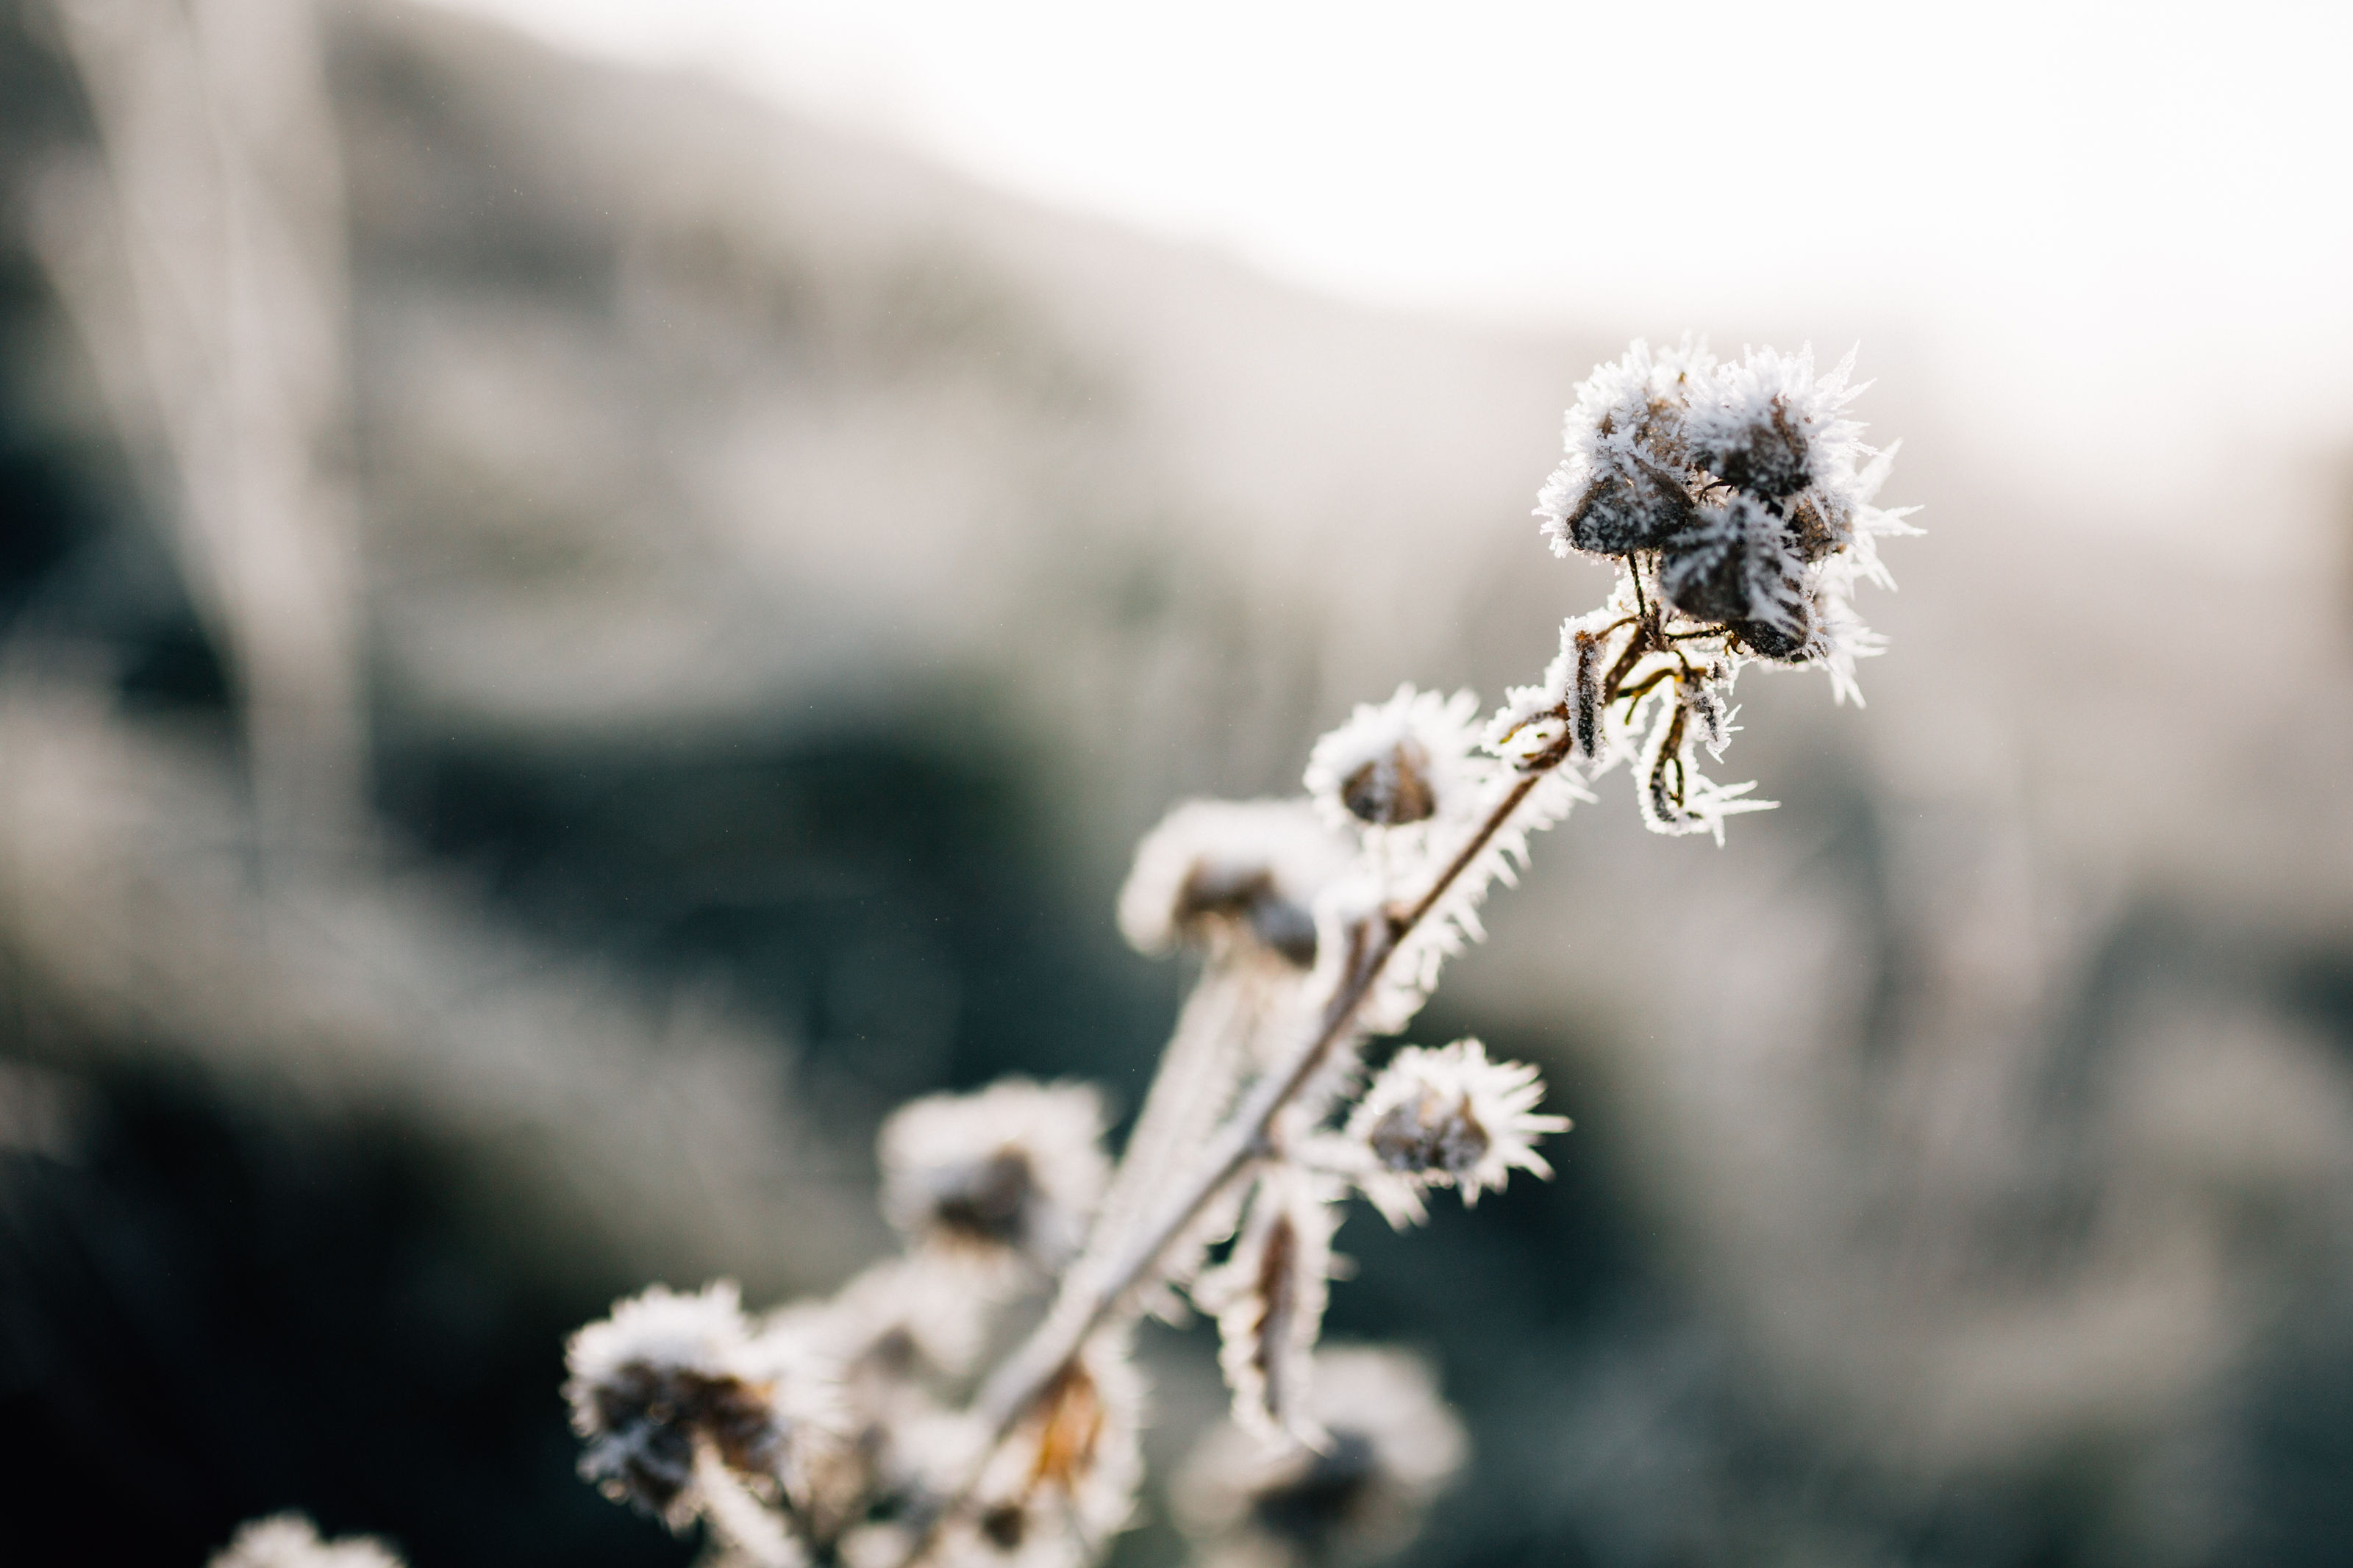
[
  {"x1": 1533, "y1": 339, "x2": 1914, "y2": 717},
  {"x1": 1562, "y1": 460, "x2": 1697, "y2": 556},
  {"x1": 1118, "y1": 799, "x2": 1354, "y2": 965},
  {"x1": 1684, "y1": 343, "x2": 1857, "y2": 502},
  {"x1": 564, "y1": 1283, "x2": 800, "y2": 1526},
  {"x1": 1172, "y1": 1345, "x2": 1467, "y2": 1568},
  {"x1": 1305, "y1": 687, "x2": 1490, "y2": 834},
  {"x1": 210, "y1": 1515, "x2": 404, "y2": 1568},
  {"x1": 1692, "y1": 393, "x2": 1810, "y2": 497},
  {"x1": 1535, "y1": 337, "x2": 1715, "y2": 562},
  {"x1": 1343, "y1": 1039, "x2": 1568, "y2": 1226},
  {"x1": 1659, "y1": 494, "x2": 1810, "y2": 651},
  {"x1": 879, "y1": 1079, "x2": 1110, "y2": 1270}
]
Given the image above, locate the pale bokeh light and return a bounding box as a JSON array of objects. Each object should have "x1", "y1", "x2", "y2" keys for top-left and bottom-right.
[{"x1": 438, "y1": 0, "x2": 2353, "y2": 512}]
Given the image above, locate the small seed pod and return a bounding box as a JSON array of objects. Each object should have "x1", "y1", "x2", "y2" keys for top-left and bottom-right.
[
  {"x1": 878, "y1": 1079, "x2": 1110, "y2": 1272},
  {"x1": 1691, "y1": 391, "x2": 1813, "y2": 498},
  {"x1": 1781, "y1": 491, "x2": 1845, "y2": 563},
  {"x1": 1343, "y1": 1039, "x2": 1568, "y2": 1228},
  {"x1": 1660, "y1": 495, "x2": 1811, "y2": 647},
  {"x1": 1118, "y1": 798, "x2": 1354, "y2": 966},
  {"x1": 1731, "y1": 616, "x2": 1812, "y2": 663},
  {"x1": 1562, "y1": 459, "x2": 1698, "y2": 556},
  {"x1": 1193, "y1": 1167, "x2": 1341, "y2": 1447},
  {"x1": 1340, "y1": 740, "x2": 1436, "y2": 827},
  {"x1": 1305, "y1": 687, "x2": 1493, "y2": 836}
]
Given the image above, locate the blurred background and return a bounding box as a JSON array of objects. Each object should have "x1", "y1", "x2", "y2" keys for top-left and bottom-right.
[{"x1": 4, "y1": 1, "x2": 2352, "y2": 1563}]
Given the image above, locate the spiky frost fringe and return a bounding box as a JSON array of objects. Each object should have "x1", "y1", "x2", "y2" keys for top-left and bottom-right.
[
  {"x1": 1310, "y1": 760, "x2": 1590, "y2": 1040},
  {"x1": 1304, "y1": 685, "x2": 1496, "y2": 837},
  {"x1": 1341, "y1": 1039, "x2": 1570, "y2": 1228},
  {"x1": 1193, "y1": 1167, "x2": 1341, "y2": 1449}
]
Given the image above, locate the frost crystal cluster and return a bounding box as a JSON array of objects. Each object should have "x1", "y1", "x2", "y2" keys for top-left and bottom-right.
[{"x1": 550, "y1": 340, "x2": 1909, "y2": 1568}]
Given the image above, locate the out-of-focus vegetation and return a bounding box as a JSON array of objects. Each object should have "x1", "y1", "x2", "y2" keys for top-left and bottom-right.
[{"x1": 5, "y1": 3, "x2": 2353, "y2": 1565}]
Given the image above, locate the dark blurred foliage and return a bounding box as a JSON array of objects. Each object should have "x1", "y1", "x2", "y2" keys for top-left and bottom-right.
[{"x1": 0, "y1": 1059, "x2": 689, "y2": 1567}]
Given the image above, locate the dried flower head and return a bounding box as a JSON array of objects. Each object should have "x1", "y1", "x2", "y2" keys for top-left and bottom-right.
[
  {"x1": 1341, "y1": 1039, "x2": 1568, "y2": 1228},
  {"x1": 565, "y1": 1281, "x2": 826, "y2": 1528},
  {"x1": 210, "y1": 1515, "x2": 404, "y2": 1568},
  {"x1": 1535, "y1": 335, "x2": 1716, "y2": 560},
  {"x1": 1117, "y1": 798, "x2": 1354, "y2": 966},
  {"x1": 879, "y1": 1079, "x2": 1110, "y2": 1272},
  {"x1": 1173, "y1": 1345, "x2": 1467, "y2": 1568},
  {"x1": 1535, "y1": 339, "x2": 1912, "y2": 689},
  {"x1": 1304, "y1": 686, "x2": 1490, "y2": 833},
  {"x1": 1511, "y1": 340, "x2": 1913, "y2": 838}
]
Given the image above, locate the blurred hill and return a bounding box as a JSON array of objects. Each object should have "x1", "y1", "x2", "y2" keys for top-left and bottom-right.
[{"x1": 5, "y1": 1, "x2": 2353, "y2": 1565}]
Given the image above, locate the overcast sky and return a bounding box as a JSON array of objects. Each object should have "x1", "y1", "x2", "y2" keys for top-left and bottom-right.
[{"x1": 439, "y1": 0, "x2": 2353, "y2": 514}]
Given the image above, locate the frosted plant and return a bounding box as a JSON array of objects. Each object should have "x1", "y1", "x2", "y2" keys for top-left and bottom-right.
[
  {"x1": 209, "y1": 1514, "x2": 404, "y2": 1568},
  {"x1": 879, "y1": 1081, "x2": 1113, "y2": 1274},
  {"x1": 1324, "y1": 1039, "x2": 1571, "y2": 1228},
  {"x1": 1172, "y1": 1346, "x2": 1467, "y2": 1568},
  {"x1": 565, "y1": 1281, "x2": 836, "y2": 1564},
  {"x1": 562, "y1": 340, "x2": 1908, "y2": 1567}
]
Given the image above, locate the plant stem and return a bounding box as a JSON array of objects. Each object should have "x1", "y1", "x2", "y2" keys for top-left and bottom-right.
[{"x1": 893, "y1": 766, "x2": 1552, "y2": 1564}]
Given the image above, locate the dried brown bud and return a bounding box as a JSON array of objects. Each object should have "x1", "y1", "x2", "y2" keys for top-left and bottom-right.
[
  {"x1": 1564, "y1": 459, "x2": 1699, "y2": 556},
  {"x1": 1364, "y1": 1089, "x2": 1489, "y2": 1179},
  {"x1": 1339, "y1": 741, "x2": 1437, "y2": 826},
  {"x1": 1693, "y1": 392, "x2": 1812, "y2": 498},
  {"x1": 1660, "y1": 496, "x2": 1808, "y2": 643},
  {"x1": 579, "y1": 1361, "x2": 787, "y2": 1521}
]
